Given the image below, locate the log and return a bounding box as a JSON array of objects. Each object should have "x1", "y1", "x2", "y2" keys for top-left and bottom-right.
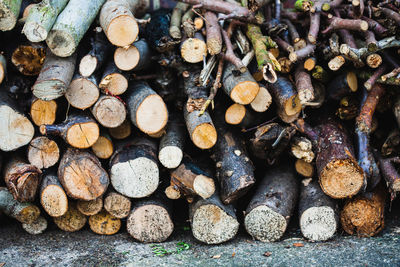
[
  {"x1": 212, "y1": 115, "x2": 255, "y2": 204},
  {"x1": 40, "y1": 112, "x2": 99, "y2": 149},
  {"x1": 294, "y1": 63, "x2": 314, "y2": 104},
  {"x1": 65, "y1": 73, "x2": 100, "y2": 110},
  {"x1": 0, "y1": 91, "x2": 34, "y2": 151},
  {"x1": 291, "y1": 137, "x2": 315, "y2": 163},
  {"x1": 108, "y1": 119, "x2": 131, "y2": 140},
  {"x1": 114, "y1": 39, "x2": 151, "y2": 71},
  {"x1": 169, "y1": 2, "x2": 188, "y2": 39},
  {"x1": 22, "y1": 216, "x2": 47, "y2": 235},
  {"x1": 46, "y1": 0, "x2": 106, "y2": 57},
  {"x1": 40, "y1": 173, "x2": 68, "y2": 217},
  {"x1": 104, "y1": 191, "x2": 131, "y2": 219},
  {"x1": 99, "y1": 61, "x2": 128, "y2": 96},
  {"x1": 0, "y1": 187, "x2": 40, "y2": 224},
  {"x1": 158, "y1": 115, "x2": 185, "y2": 169},
  {"x1": 180, "y1": 32, "x2": 208, "y2": 63},
  {"x1": 0, "y1": 53, "x2": 6, "y2": 85},
  {"x1": 295, "y1": 159, "x2": 314, "y2": 178},
  {"x1": 58, "y1": 148, "x2": 109, "y2": 200},
  {"x1": 22, "y1": 0, "x2": 69, "y2": 42},
  {"x1": 204, "y1": 11, "x2": 222, "y2": 55},
  {"x1": 244, "y1": 164, "x2": 298, "y2": 242},
  {"x1": 91, "y1": 95, "x2": 126, "y2": 128},
  {"x1": 30, "y1": 98, "x2": 57, "y2": 126},
  {"x1": 0, "y1": 0, "x2": 23, "y2": 31},
  {"x1": 3, "y1": 156, "x2": 41, "y2": 202},
  {"x1": 91, "y1": 133, "x2": 114, "y2": 160},
  {"x1": 222, "y1": 62, "x2": 260, "y2": 105},
  {"x1": 327, "y1": 72, "x2": 358, "y2": 101},
  {"x1": 27, "y1": 136, "x2": 59, "y2": 169},
  {"x1": 32, "y1": 49, "x2": 76, "y2": 101},
  {"x1": 109, "y1": 138, "x2": 159, "y2": 198},
  {"x1": 126, "y1": 191, "x2": 174, "y2": 243},
  {"x1": 53, "y1": 202, "x2": 87, "y2": 232},
  {"x1": 268, "y1": 76, "x2": 302, "y2": 123},
  {"x1": 299, "y1": 179, "x2": 338, "y2": 241},
  {"x1": 126, "y1": 81, "x2": 168, "y2": 136},
  {"x1": 189, "y1": 191, "x2": 239, "y2": 244},
  {"x1": 225, "y1": 103, "x2": 256, "y2": 129},
  {"x1": 249, "y1": 85, "x2": 272, "y2": 113},
  {"x1": 89, "y1": 209, "x2": 121, "y2": 235},
  {"x1": 11, "y1": 42, "x2": 46, "y2": 76},
  {"x1": 77, "y1": 198, "x2": 103, "y2": 216},
  {"x1": 340, "y1": 186, "x2": 386, "y2": 237}
]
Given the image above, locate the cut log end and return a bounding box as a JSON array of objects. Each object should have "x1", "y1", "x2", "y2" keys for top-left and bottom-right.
[
  {"x1": 136, "y1": 95, "x2": 168, "y2": 135},
  {"x1": 250, "y1": 86, "x2": 272, "y2": 113},
  {"x1": 360, "y1": 21, "x2": 369, "y2": 31},
  {"x1": 30, "y1": 99, "x2": 57, "y2": 126},
  {"x1": 107, "y1": 15, "x2": 139, "y2": 47},
  {"x1": 244, "y1": 205, "x2": 287, "y2": 242},
  {"x1": 193, "y1": 175, "x2": 215, "y2": 199},
  {"x1": 366, "y1": 54, "x2": 382, "y2": 69},
  {"x1": 295, "y1": 159, "x2": 314, "y2": 178},
  {"x1": 192, "y1": 204, "x2": 239, "y2": 244},
  {"x1": 46, "y1": 30, "x2": 76, "y2": 57},
  {"x1": 11, "y1": 45, "x2": 46, "y2": 76},
  {"x1": 347, "y1": 72, "x2": 358, "y2": 92},
  {"x1": 53, "y1": 205, "x2": 87, "y2": 232},
  {"x1": 127, "y1": 204, "x2": 174, "y2": 243},
  {"x1": 91, "y1": 136, "x2": 113, "y2": 159},
  {"x1": 100, "y1": 73, "x2": 128, "y2": 95},
  {"x1": 41, "y1": 185, "x2": 68, "y2": 217},
  {"x1": 181, "y1": 38, "x2": 207, "y2": 63},
  {"x1": 89, "y1": 210, "x2": 121, "y2": 235},
  {"x1": 66, "y1": 121, "x2": 99, "y2": 149},
  {"x1": 28, "y1": 137, "x2": 59, "y2": 169},
  {"x1": 114, "y1": 46, "x2": 140, "y2": 71},
  {"x1": 230, "y1": 81, "x2": 259, "y2": 105},
  {"x1": 304, "y1": 58, "x2": 316, "y2": 71},
  {"x1": 23, "y1": 22, "x2": 48, "y2": 42},
  {"x1": 109, "y1": 120, "x2": 131, "y2": 140},
  {"x1": 92, "y1": 96, "x2": 126, "y2": 128},
  {"x1": 158, "y1": 146, "x2": 183, "y2": 169},
  {"x1": 328, "y1": 56, "x2": 346, "y2": 71},
  {"x1": 79, "y1": 55, "x2": 98, "y2": 77},
  {"x1": 22, "y1": 216, "x2": 48, "y2": 235},
  {"x1": 320, "y1": 159, "x2": 364, "y2": 199},
  {"x1": 300, "y1": 206, "x2": 337, "y2": 241},
  {"x1": 225, "y1": 104, "x2": 246, "y2": 125},
  {"x1": 284, "y1": 94, "x2": 302, "y2": 116},
  {"x1": 66, "y1": 78, "x2": 99, "y2": 110},
  {"x1": 104, "y1": 192, "x2": 131, "y2": 219},
  {"x1": 165, "y1": 185, "x2": 181, "y2": 200},
  {"x1": 192, "y1": 123, "x2": 217, "y2": 150},
  {"x1": 77, "y1": 198, "x2": 103, "y2": 216}
]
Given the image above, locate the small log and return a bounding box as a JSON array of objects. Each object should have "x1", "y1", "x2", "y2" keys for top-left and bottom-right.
[
  {"x1": 291, "y1": 137, "x2": 315, "y2": 163},
  {"x1": 108, "y1": 119, "x2": 131, "y2": 140},
  {"x1": 294, "y1": 63, "x2": 314, "y2": 104},
  {"x1": 32, "y1": 49, "x2": 76, "y2": 101},
  {"x1": 244, "y1": 164, "x2": 299, "y2": 242},
  {"x1": 126, "y1": 192, "x2": 174, "y2": 243},
  {"x1": 0, "y1": 187, "x2": 40, "y2": 224},
  {"x1": 22, "y1": 0, "x2": 69, "y2": 42},
  {"x1": 222, "y1": 62, "x2": 260, "y2": 105},
  {"x1": 268, "y1": 76, "x2": 302, "y2": 123},
  {"x1": 91, "y1": 95, "x2": 126, "y2": 128},
  {"x1": 46, "y1": 0, "x2": 106, "y2": 57},
  {"x1": 299, "y1": 179, "x2": 338, "y2": 241},
  {"x1": 99, "y1": 61, "x2": 128, "y2": 96},
  {"x1": 109, "y1": 138, "x2": 159, "y2": 198},
  {"x1": 0, "y1": 53, "x2": 6, "y2": 84},
  {"x1": 212, "y1": 115, "x2": 255, "y2": 204},
  {"x1": 295, "y1": 159, "x2": 314, "y2": 178},
  {"x1": 22, "y1": 216, "x2": 47, "y2": 235},
  {"x1": 104, "y1": 191, "x2": 131, "y2": 219},
  {"x1": 340, "y1": 186, "x2": 386, "y2": 237},
  {"x1": 225, "y1": 103, "x2": 256, "y2": 129},
  {"x1": 0, "y1": 0, "x2": 23, "y2": 31},
  {"x1": 328, "y1": 55, "x2": 346, "y2": 71},
  {"x1": 158, "y1": 115, "x2": 185, "y2": 169},
  {"x1": 126, "y1": 81, "x2": 168, "y2": 136},
  {"x1": 114, "y1": 39, "x2": 151, "y2": 71},
  {"x1": 27, "y1": 136, "x2": 59, "y2": 169},
  {"x1": 180, "y1": 32, "x2": 207, "y2": 63},
  {"x1": 11, "y1": 42, "x2": 46, "y2": 76},
  {"x1": 378, "y1": 156, "x2": 400, "y2": 199},
  {"x1": 189, "y1": 191, "x2": 239, "y2": 244},
  {"x1": 204, "y1": 11, "x2": 222, "y2": 55},
  {"x1": 58, "y1": 148, "x2": 109, "y2": 201},
  {"x1": 65, "y1": 73, "x2": 100, "y2": 110},
  {"x1": 0, "y1": 91, "x2": 34, "y2": 151},
  {"x1": 304, "y1": 57, "x2": 316, "y2": 71},
  {"x1": 89, "y1": 209, "x2": 121, "y2": 235},
  {"x1": 30, "y1": 97, "x2": 57, "y2": 126},
  {"x1": 40, "y1": 112, "x2": 99, "y2": 149},
  {"x1": 327, "y1": 72, "x2": 358, "y2": 101},
  {"x1": 4, "y1": 156, "x2": 41, "y2": 202},
  {"x1": 91, "y1": 133, "x2": 114, "y2": 160},
  {"x1": 40, "y1": 173, "x2": 68, "y2": 217},
  {"x1": 53, "y1": 203, "x2": 87, "y2": 232},
  {"x1": 169, "y1": 2, "x2": 188, "y2": 39},
  {"x1": 77, "y1": 198, "x2": 103, "y2": 216},
  {"x1": 250, "y1": 85, "x2": 272, "y2": 113}
]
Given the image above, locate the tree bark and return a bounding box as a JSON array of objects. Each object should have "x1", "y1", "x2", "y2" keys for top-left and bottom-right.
[
  {"x1": 0, "y1": 0, "x2": 23, "y2": 31},
  {"x1": 204, "y1": 11, "x2": 222, "y2": 55},
  {"x1": 0, "y1": 53, "x2": 6, "y2": 85},
  {"x1": 327, "y1": 71, "x2": 358, "y2": 100},
  {"x1": 40, "y1": 172, "x2": 68, "y2": 217}
]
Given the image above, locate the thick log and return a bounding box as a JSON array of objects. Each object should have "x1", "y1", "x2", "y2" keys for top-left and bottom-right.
[
  {"x1": 189, "y1": 191, "x2": 239, "y2": 244},
  {"x1": 108, "y1": 119, "x2": 131, "y2": 140},
  {"x1": 53, "y1": 202, "x2": 87, "y2": 232},
  {"x1": 91, "y1": 133, "x2": 114, "y2": 160},
  {"x1": 104, "y1": 191, "x2": 131, "y2": 219},
  {"x1": 212, "y1": 115, "x2": 255, "y2": 204},
  {"x1": 109, "y1": 138, "x2": 159, "y2": 198},
  {"x1": 99, "y1": 61, "x2": 128, "y2": 96},
  {"x1": 340, "y1": 186, "x2": 386, "y2": 237},
  {"x1": 30, "y1": 97, "x2": 57, "y2": 126},
  {"x1": 0, "y1": 0, "x2": 23, "y2": 31},
  {"x1": 65, "y1": 73, "x2": 100, "y2": 110},
  {"x1": 11, "y1": 42, "x2": 46, "y2": 76},
  {"x1": 0, "y1": 187, "x2": 40, "y2": 224},
  {"x1": 22, "y1": 216, "x2": 47, "y2": 235},
  {"x1": 180, "y1": 32, "x2": 208, "y2": 63},
  {"x1": 126, "y1": 81, "x2": 168, "y2": 136},
  {"x1": 77, "y1": 198, "x2": 103, "y2": 216},
  {"x1": 244, "y1": 164, "x2": 298, "y2": 242},
  {"x1": 32, "y1": 49, "x2": 76, "y2": 101},
  {"x1": 91, "y1": 95, "x2": 126, "y2": 128},
  {"x1": 22, "y1": 0, "x2": 69, "y2": 42},
  {"x1": 58, "y1": 148, "x2": 109, "y2": 201},
  {"x1": 249, "y1": 85, "x2": 272, "y2": 113},
  {"x1": 4, "y1": 156, "x2": 41, "y2": 202},
  {"x1": 327, "y1": 72, "x2": 358, "y2": 101},
  {"x1": 0, "y1": 53, "x2": 6, "y2": 85},
  {"x1": 222, "y1": 62, "x2": 259, "y2": 105},
  {"x1": 299, "y1": 179, "x2": 338, "y2": 241},
  {"x1": 40, "y1": 112, "x2": 99, "y2": 149},
  {"x1": 114, "y1": 39, "x2": 151, "y2": 71},
  {"x1": 27, "y1": 136, "x2": 59, "y2": 169},
  {"x1": 0, "y1": 91, "x2": 34, "y2": 151},
  {"x1": 126, "y1": 191, "x2": 174, "y2": 243},
  {"x1": 158, "y1": 115, "x2": 185, "y2": 169},
  {"x1": 46, "y1": 0, "x2": 106, "y2": 57},
  {"x1": 89, "y1": 209, "x2": 121, "y2": 235},
  {"x1": 40, "y1": 173, "x2": 68, "y2": 217}
]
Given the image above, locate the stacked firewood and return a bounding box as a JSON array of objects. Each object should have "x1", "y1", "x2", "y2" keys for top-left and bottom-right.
[{"x1": 1, "y1": 0, "x2": 400, "y2": 244}]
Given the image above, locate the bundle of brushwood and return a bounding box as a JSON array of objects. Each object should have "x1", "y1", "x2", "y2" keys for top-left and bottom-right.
[{"x1": 1, "y1": 0, "x2": 400, "y2": 244}]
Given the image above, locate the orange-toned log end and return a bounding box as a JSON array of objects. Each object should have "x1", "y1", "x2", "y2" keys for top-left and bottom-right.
[
  {"x1": 136, "y1": 95, "x2": 168, "y2": 136},
  {"x1": 66, "y1": 122, "x2": 99, "y2": 149},
  {"x1": 89, "y1": 209, "x2": 121, "y2": 235},
  {"x1": 347, "y1": 72, "x2": 358, "y2": 92},
  {"x1": 0, "y1": 63, "x2": 4, "y2": 84},
  {"x1": 340, "y1": 187, "x2": 386, "y2": 237},
  {"x1": 11, "y1": 45, "x2": 46, "y2": 76},
  {"x1": 91, "y1": 135, "x2": 114, "y2": 159},
  {"x1": 109, "y1": 119, "x2": 131, "y2": 140},
  {"x1": 30, "y1": 99, "x2": 57, "y2": 126},
  {"x1": 230, "y1": 81, "x2": 259, "y2": 105},
  {"x1": 18, "y1": 205, "x2": 41, "y2": 224},
  {"x1": 53, "y1": 204, "x2": 87, "y2": 232},
  {"x1": 192, "y1": 123, "x2": 217, "y2": 149},
  {"x1": 77, "y1": 198, "x2": 103, "y2": 216},
  {"x1": 40, "y1": 185, "x2": 68, "y2": 218},
  {"x1": 295, "y1": 159, "x2": 314, "y2": 178},
  {"x1": 225, "y1": 104, "x2": 246, "y2": 125},
  {"x1": 106, "y1": 15, "x2": 139, "y2": 47},
  {"x1": 114, "y1": 45, "x2": 140, "y2": 71},
  {"x1": 28, "y1": 136, "x2": 60, "y2": 169},
  {"x1": 304, "y1": 58, "x2": 316, "y2": 71},
  {"x1": 180, "y1": 38, "x2": 207, "y2": 63},
  {"x1": 320, "y1": 159, "x2": 364, "y2": 199}
]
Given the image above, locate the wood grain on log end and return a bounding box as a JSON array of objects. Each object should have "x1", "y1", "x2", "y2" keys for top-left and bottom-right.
[
  {"x1": 0, "y1": 54, "x2": 5, "y2": 84},
  {"x1": 165, "y1": 185, "x2": 181, "y2": 200},
  {"x1": 114, "y1": 45, "x2": 140, "y2": 71},
  {"x1": 0, "y1": 0, "x2": 21, "y2": 31},
  {"x1": 77, "y1": 198, "x2": 103, "y2": 216},
  {"x1": 250, "y1": 86, "x2": 272, "y2": 113},
  {"x1": 11, "y1": 45, "x2": 46, "y2": 76},
  {"x1": 225, "y1": 103, "x2": 246, "y2": 125},
  {"x1": 53, "y1": 204, "x2": 87, "y2": 232},
  {"x1": 105, "y1": 15, "x2": 138, "y2": 47},
  {"x1": 135, "y1": 95, "x2": 168, "y2": 135},
  {"x1": 92, "y1": 95, "x2": 126, "y2": 128},
  {"x1": 192, "y1": 122, "x2": 217, "y2": 150},
  {"x1": 89, "y1": 209, "x2": 121, "y2": 235},
  {"x1": 231, "y1": 81, "x2": 259, "y2": 105},
  {"x1": 159, "y1": 146, "x2": 183, "y2": 169},
  {"x1": 99, "y1": 73, "x2": 128, "y2": 95},
  {"x1": 65, "y1": 122, "x2": 99, "y2": 149},
  {"x1": 295, "y1": 159, "x2": 314, "y2": 178},
  {"x1": 104, "y1": 192, "x2": 131, "y2": 219},
  {"x1": 40, "y1": 184, "x2": 68, "y2": 217},
  {"x1": 30, "y1": 99, "x2": 57, "y2": 126},
  {"x1": 181, "y1": 38, "x2": 207, "y2": 63},
  {"x1": 304, "y1": 58, "x2": 316, "y2": 71},
  {"x1": 347, "y1": 71, "x2": 358, "y2": 92},
  {"x1": 300, "y1": 206, "x2": 337, "y2": 241},
  {"x1": 91, "y1": 135, "x2": 114, "y2": 159},
  {"x1": 28, "y1": 136, "x2": 59, "y2": 169},
  {"x1": 109, "y1": 119, "x2": 131, "y2": 140},
  {"x1": 66, "y1": 77, "x2": 99, "y2": 110},
  {"x1": 79, "y1": 55, "x2": 98, "y2": 77},
  {"x1": 22, "y1": 216, "x2": 48, "y2": 235}
]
